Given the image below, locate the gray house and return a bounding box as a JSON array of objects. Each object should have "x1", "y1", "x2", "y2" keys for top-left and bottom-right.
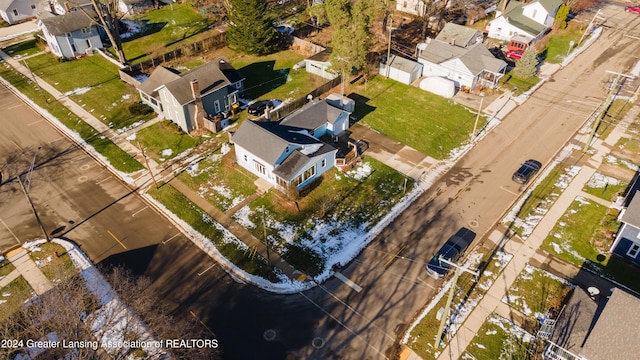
[
  {"x1": 137, "y1": 58, "x2": 245, "y2": 133},
  {"x1": 544, "y1": 287, "x2": 640, "y2": 360},
  {"x1": 0, "y1": 0, "x2": 46, "y2": 24},
  {"x1": 611, "y1": 190, "x2": 640, "y2": 265},
  {"x1": 38, "y1": 10, "x2": 104, "y2": 59},
  {"x1": 232, "y1": 98, "x2": 352, "y2": 191}
]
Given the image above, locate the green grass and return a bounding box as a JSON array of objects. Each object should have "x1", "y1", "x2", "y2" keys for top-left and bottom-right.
[
  {"x1": 0, "y1": 258, "x2": 15, "y2": 277},
  {"x1": 177, "y1": 150, "x2": 257, "y2": 212},
  {"x1": 147, "y1": 183, "x2": 279, "y2": 281},
  {"x1": 506, "y1": 266, "x2": 573, "y2": 317},
  {"x1": 582, "y1": 173, "x2": 627, "y2": 202},
  {"x1": 121, "y1": 3, "x2": 215, "y2": 64},
  {"x1": 2, "y1": 38, "x2": 42, "y2": 58},
  {"x1": 542, "y1": 24, "x2": 583, "y2": 64},
  {"x1": 24, "y1": 53, "x2": 154, "y2": 129},
  {"x1": 0, "y1": 276, "x2": 33, "y2": 321},
  {"x1": 500, "y1": 72, "x2": 540, "y2": 95},
  {"x1": 0, "y1": 63, "x2": 143, "y2": 173},
  {"x1": 593, "y1": 98, "x2": 634, "y2": 139},
  {"x1": 136, "y1": 120, "x2": 204, "y2": 162},
  {"x1": 461, "y1": 313, "x2": 534, "y2": 360},
  {"x1": 28, "y1": 242, "x2": 76, "y2": 282},
  {"x1": 616, "y1": 137, "x2": 640, "y2": 154},
  {"x1": 349, "y1": 76, "x2": 485, "y2": 159}
]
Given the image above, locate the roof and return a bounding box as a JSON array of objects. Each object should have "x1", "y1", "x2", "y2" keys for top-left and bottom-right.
[
  {"x1": 280, "y1": 99, "x2": 347, "y2": 130},
  {"x1": 497, "y1": 0, "x2": 560, "y2": 37},
  {"x1": 621, "y1": 191, "x2": 640, "y2": 228},
  {"x1": 232, "y1": 120, "x2": 323, "y2": 167},
  {"x1": 137, "y1": 66, "x2": 181, "y2": 97},
  {"x1": 0, "y1": 0, "x2": 16, "y2": 11},
  {"x1": 272, "y1": 144, "x2": 336, "y2": 180},
  {"x1": 39, "y1": 9, "x2": 100, "y2": 35},
  {"x1": 581, "y1": 288, "x2": 640, "y2": 360},
  {"x1": 419, "y1": 41, "x2": 506, "y2": 75},
  {"x1": 435, "y1": 23, "x2": 482, "y2": 47},
  {"x1": 307, "y1": 47, "x2": 332, "y2": 63},
  {"x1": 137, "y1": 59, "x2": 244, "y2": 105},
  {"x1": 387, "y1": 54, "x2": 422, "y2": 73},
  {"x1": 550, "y1": 287, "x2": 640, "y2": 360}
]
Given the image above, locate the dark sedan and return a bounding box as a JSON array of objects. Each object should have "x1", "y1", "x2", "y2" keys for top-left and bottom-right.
[
  {"x1": 247, "y1": 100, "x2": 274, "y2": 115},
  {"x1": 512, "y1": 159, "x2": 542, "y2": 185},
  {"x1": 426, "y1": 227, "x2": 476, "y2": 279}
]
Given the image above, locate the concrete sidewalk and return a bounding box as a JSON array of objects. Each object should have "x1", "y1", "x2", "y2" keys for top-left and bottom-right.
[
  {"x1": 5, "y1": 247, "x2": 53, "y2": 295},
  {"x1": 435, "y1": 100, "x2": 639, "y2": 360}
]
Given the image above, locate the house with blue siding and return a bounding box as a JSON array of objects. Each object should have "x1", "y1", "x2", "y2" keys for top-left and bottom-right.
[
  {"x1": 38, "y1": 9, "x2": 104, "y2": 59},
  {"x1": 231, "y1": 98, "x2": 353, "y2": 192},
  {"x1": 611, "y1": 190, "x2": 640, "y2": 265},
  {"x1": 137, "y1": 58, "x2": 245, "y2": 133}
]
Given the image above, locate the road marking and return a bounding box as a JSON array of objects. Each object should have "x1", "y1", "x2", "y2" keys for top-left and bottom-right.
[
  {"x1": 334, "y1": 272, "x2": 363, "y2": 293},
  {"x1": 384, "y1": 245, "x2": 406, "y2": 267},
  {"x1": 500, "y1": 185, "x2": 519, "y2": 195},
  {"x1": 26, "y1": 119, "x2": 43, "y2": 126},
  {"x1": 0, "y1": 217, "x2": 21, "y2": 245},
  {"x1": 11, "y1": 140, "x2": 23, "y2": 152},
  {"x1": 7, "y1": 104, "x2": 24, "y2": 110},
  {"x1": 197, "y1": 264, "x2": 216, "y2": 276},
  {"x1": 296, "y1": 273, "x2": 307, "y2": 281},
  {"x1": 189, "y1": 310, "x2": 216, "y2": 337},
  {"x1": 96, "y1": 176, "x2": 112, "y2": 184},
  {"x1": 107, "y1": 230, "x2": 127, "y2": 250},
  {"x1": 162, "y1": 233, "x2": 180, "y2": 244},
  {"x1": 131, "y1": 206, "x2": 148, "y2": 217}
]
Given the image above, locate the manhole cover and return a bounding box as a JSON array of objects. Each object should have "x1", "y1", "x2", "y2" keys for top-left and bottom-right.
[
  {"x1": 312, "y1": 337, "x2": 325, "y2": 349},
  {"x1": 263, "y1": 329, "x2": 276, "y2": 341},
  {"x1": 78, "y1": 176, "x2": 88, "y2": 183},
  {"x1": 469, "y1": 219, "x2": 479, "y2": 228}
]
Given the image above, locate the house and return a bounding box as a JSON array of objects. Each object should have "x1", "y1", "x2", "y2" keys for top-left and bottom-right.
[
  {"x1": 0, "y1": 0, "x2": 47, "y2": 24},
  {"x1": 543, "y1": 287, "x2": 640, "y2": 360},
  {"x1": 379, "y1": 54, "x2": 423, "y2": 85},
  {"x1": 486, "y1": 0, "x2": 562, "y2": 42},
  {"x1": 305, "y1": 48, "x2": 339, "y2": 80},
  {"x1": 137, "y1": 58, "x2": 245, "y2": 133},
  {"x1": 49, "y1": 0, "x2": 93, "y2": 15},
  {"x1": 38, "y1": 9, "x2": 104, "y2": 59},
  {"x1": 416, "y1": 41, "x2": 507, "y2": 89},
  {"x1": 118, "y1": 0, "x2": 153, "y2": 16},
  {"x1": 611, "y1": 190, "x2": 640, "y2": 265},
  {"x1": 396, "y1": 0, "x2": 427, "y2": 17},
  {"x1": 232, "y1": 98, "x2": 353, "y2": 191},
  {"x1": 435, "y1": 23, "x2": 484, "y2": 49}
]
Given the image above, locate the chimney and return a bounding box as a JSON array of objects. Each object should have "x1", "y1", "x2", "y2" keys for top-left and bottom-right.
[
  {"x1": 500, "y1": 0, "x2": 509, "y2": 15},
  {"x1": 190, "y1": 79, "x2": 205, "y2": 131},
  {"x1": 450, "y1": 38, "x2": 456, "y2": 46},
  {"x1": 64, "y1": 1, "x2": 70, "y2": 12}
]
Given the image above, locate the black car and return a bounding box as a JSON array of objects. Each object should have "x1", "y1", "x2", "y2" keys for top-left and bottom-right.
[
  {"x1": 426, "y1": 227, "x2": 476, "y2": 279},
  {"x1": 512, "y1": 159, "x2": 542, "y2": 185},
  {"x1": 247, "y1": 100, "x2": 274, "y2": 115}
]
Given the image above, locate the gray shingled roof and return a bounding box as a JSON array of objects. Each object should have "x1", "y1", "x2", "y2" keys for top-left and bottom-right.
[
  {"x1": 419, "y1": 42, "x2": 506, "y2": 75},
  {"x1": 498, "y1": 0, "x2": 560, "y2": 37},
  {"x1": 39, "y1": 9, "x2": 99, "y2": 35},
  {"x1": 621, "y1": 191, "x2": 640, "y2": 229},
  {"x1": 137, "y1": 66, "x2": 181, "y2": 97},
  {"x1": 163, "y1": 58, "x2": 243, "y2": 105},
  {"x1": 387, "y1": 54, "x2": 421, "y2": 73},
  {"x1": 581, "y1": 288, "x2": 640, "y2": 360},
  {"x1": 307, "y1": 47, "x2": 332, "y2": 62},
  {"x1": 435, "y1": 23, "x2": 482, "y2": 47},
  {"x1": 280, "y1": 99, "x2": 346, "y2": 130},
  {"x1": 272, "y1": 144, "x2": 336, "y2": 180},
  {"x1": 549, "y1": 287, "x2": 598, "y2": 355}
]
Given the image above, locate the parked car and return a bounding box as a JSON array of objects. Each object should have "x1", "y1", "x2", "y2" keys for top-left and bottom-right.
[
  {"x1": 512, "y1": 159, "x2": 542, "y2": 185},
  {"x1": 248, "y1": 100, "x2": 274, "y2": 115},
  {"x1": 625, "y1": 5, "x2": 640, "y2": 13},
  {"x1": 426, "y1": 227, "x2": 476, "y2": 279},
  {"x1": 505, "y1": 49, "x2": 524, "y2": 60}
]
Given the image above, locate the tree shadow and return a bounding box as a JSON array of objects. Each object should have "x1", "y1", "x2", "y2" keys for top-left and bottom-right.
[
  {"x1": 346, "y1": 93, "x2": 376, "y2": 124},
  {"x1": 238, "y1": 60, "x2": 289, "y2": 99}
]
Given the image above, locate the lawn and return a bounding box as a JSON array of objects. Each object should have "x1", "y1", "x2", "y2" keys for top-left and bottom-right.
[
  {"x1": 0, "y1": 257, "x2": 15, "y2": 277},
  {"x1": 2, "y1": 38, "x2": 43, "y2": 58},
  {"x1": 0, "y1": 276, "x2": 34, "y2": 322},
  {"x1": 121, "y1": 3, "x2": 216, "y2": 64},
  {"x1": 499, "y1": 71, "x2": 540, "y2": 95},
  {"x1": 461, "y1": 313, "x2": 534, "y2": 360},
  {"x1": 136, "y1": 120, "x2": 205, "y2": 163},
  {"x1": 582, "y1": 172, "x2": 627, "y2": 202},
  {"x1": 147, "y1": 183, "x2": 279, "y2": 281},
  {"x1": 541, "y1": 23, "x2": 583, "y2": 64},
  {"x1": 616, "y1": 137, "x2": 640, "y2": 154},
  {"x1": 349, "y1": 76, "x2": 486, "y2": 159},
  {"x1": 0, "y1": 62, "x2": 143, "y2": 173},
  {"x1": 406, "y1": 247, "x2": 514, "y2": 359},
  {"x1": 593, "y1": 98, "x2": 635, "y2": 139},
  {"x1": 24, "y1": 53, "x2": 155, "y2": 130},
  {"x1": 505, "y1": 265, "x2": 573, "y2": 318},
  {"x1": 28, "y1": 242, "x2": 76, "y2": 282},
  {"x1": 177, "y1": 148, "x2": 257, "y2": 212}
]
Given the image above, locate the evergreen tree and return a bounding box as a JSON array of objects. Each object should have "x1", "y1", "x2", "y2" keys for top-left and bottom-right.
[
  {"x1": 226, "y1": 0, "x2": 276, "y2": 55},
  {"x1": 554, "y1": 3, "x2": 571, "y2": 30},
  {"x1": 514, "y1": 46, "x2": 538, "y2": 79}
]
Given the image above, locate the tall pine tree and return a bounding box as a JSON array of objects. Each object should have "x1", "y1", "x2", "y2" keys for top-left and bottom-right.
[
  {"x1": 513, "y1": 46, "x2": 538, "y2": 79},
  {"x1": 226, "y1": 0, "x2": 275, "y2": 55}
]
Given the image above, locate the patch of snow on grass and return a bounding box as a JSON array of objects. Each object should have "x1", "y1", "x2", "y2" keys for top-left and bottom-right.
[
  {"x1": 116, "y1": 120, "x2": 145, "y2": 134},
  {"x1": 233, "y1": 206, "x2": 256, "y2": 229},
  {"x1": 575, "y1": 196, "x2": 591, "y2": 206},
  {"x1": 346, "y1": 162, "x2": 372, "y2": 180},
  {"x1": 161, "y1": 149, "x2": 173, "y2": 157},
  {"x1": 487, "y1": 314, "x2": 533, "y2": 343},
  {"x1": 125, "y1": 133, "x2": 136, "y2": 141},
  {"x1": 120, "y1": 20, "x2": 145, "y2": 39},
  {"x1": 64, "y1": 87, "x2": 91, "y2": 96},
  {"x1": 587, "y1": 172, "x2": 621, "y2": 188}
]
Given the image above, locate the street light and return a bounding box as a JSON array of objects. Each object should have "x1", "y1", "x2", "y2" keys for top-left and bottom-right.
[{"x1": 18, "y1": 147, "x2": 49, "y2": 242}]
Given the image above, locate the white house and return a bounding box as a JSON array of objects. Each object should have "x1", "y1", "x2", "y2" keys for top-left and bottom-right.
[
  {"x1": 118, "y1": 0, "x2": 153, "y2": 16},
  {"x1": 38, "y1": 9, "x2": 104, "y2": 59},
  {"x1": 396, "y1": 0, "x2": 427, "y2": 17},
  {"x1": 232, "y1": 98, "x2": 352, "y2": 191},
  {"x1": 435, "y1": 22, "x2": 484, "y2": 49},
  {"x1": 417, "y1": 41, "x2": 507, "y2": 89},
  {"x1": 486, "y1": 0, "x2": 562, "y2": 41},
  {"x1": 305, "y1": 48, "x2": 339, "y2": 80},
  {"x1": 49, "y1": 0, "x2": 93, "y2": 15},
  {"x1": 0, "y1": 0, "x2": 47, "y2": 24},
  {"x1": 379, "y1": 54, "x2": 423, "y2": 85}
]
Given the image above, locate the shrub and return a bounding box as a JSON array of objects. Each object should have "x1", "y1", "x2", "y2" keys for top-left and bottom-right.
[{"x1": 128, "y1": 102, "x2": 154, "y2": 116}]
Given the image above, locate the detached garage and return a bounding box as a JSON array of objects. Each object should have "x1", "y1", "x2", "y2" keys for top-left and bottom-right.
[{"x1": 379, "y1": 55, "x2": 423, "y2": 85}]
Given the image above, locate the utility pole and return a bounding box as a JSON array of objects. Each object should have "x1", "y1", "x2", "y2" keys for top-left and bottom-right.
[
  {"x1": 578, "y1": 10, "x2": 604, "y2": 46},
  {"x1": 262, "y1": 207, "x2": 270, "y2": 264},
  {"x1": 18, "y1": 147, "x2": 49, "y2": 242},
  {"x1": 471, "y1": 97, "x2": 484, "y2": 140},
  {"x1": 137, "y1": 142, "x2": 158, "y2": 188},
  {"x1": 583, "y1": 71, "x2": 634, "y2": 152},
  {"x1": 386, "y1": 17, "x2": 394, "y2": 78},
  {"x1": 433, "y1": 258, "x2": 478, "y2": 349}
]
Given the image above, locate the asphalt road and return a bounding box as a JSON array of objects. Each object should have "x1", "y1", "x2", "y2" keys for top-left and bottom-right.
[{"x1": 1, "y1": 4, "x2": 639, "y2": 360}]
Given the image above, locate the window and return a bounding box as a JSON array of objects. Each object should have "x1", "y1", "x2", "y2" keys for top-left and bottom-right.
[
  {"x1": 235, "y1": 82, "x2": 242, "y2": 89},
  {"x1": 532, "y1": 10, "x2": 537, "y2": 18},
  {"x1": 254, "y1": 160, "x2": 266, "y2": 175},
  {"x1": 31, "y1": 4, "x2": 35, "y2": 9},
  {"x1": 214, "y1": 100, "x2": 221, "y2": 113},
  {"x1": 66, "y1": 32, "x2": 72, "y2": 38},
  {"x1": 303, "y1": 166, "x2": 316, "y2": 180},
  {"x1": 81, "y1": 28, "x2": 87, "y2": 33},
  {"x1": 628, "y1": 243, "x2": 640, "y2": 258},
  {"x1": 12, "y1": 9, "x2": 18, "y2": 16},
  {"x1": 243, "y1": 154, "x2": 247, "y2": 162},
  {"x1": 85, "y1": 39, "x2": 91, "y2": 48},
  {"x1": 71, "y1": 44, "x2": 77, "y2": 53},
  {"x1": 321, "y1": 159, "x2": 326, "y2": 167}
]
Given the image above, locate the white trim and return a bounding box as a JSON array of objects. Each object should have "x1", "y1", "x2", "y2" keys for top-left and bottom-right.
[{"x1": 627, "y1": 242, "x2": 640, "y2": 259}]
